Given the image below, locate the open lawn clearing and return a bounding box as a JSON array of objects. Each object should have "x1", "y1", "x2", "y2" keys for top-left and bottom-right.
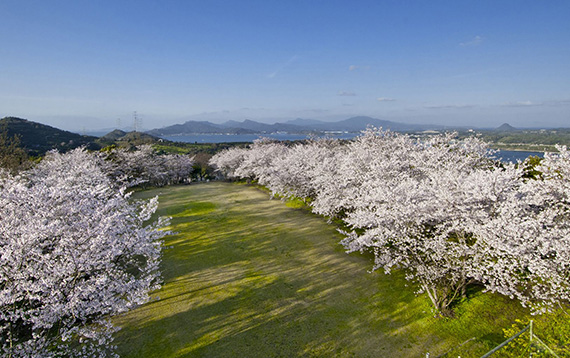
[{"x1": 114, "y1": 182, "x2": 530, "y2": 357}]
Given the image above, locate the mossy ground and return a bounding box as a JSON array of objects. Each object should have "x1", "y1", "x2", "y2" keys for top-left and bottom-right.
[{"x1": 114, "y1": 182, "x2": 535, "y2": 357}]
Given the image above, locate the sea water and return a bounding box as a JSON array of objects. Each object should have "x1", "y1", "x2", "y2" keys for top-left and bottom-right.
[{"x1": 161, "y1": 134, "x2": 544, "y2": 162}]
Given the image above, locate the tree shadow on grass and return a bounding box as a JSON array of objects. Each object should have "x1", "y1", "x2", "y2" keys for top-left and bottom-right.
[
  {"x1": 115, "y1": 260, "x2": 430, "y2": 358},
  {"x1": 118, "y1": 183, "x2": 497, "y2": 357}
]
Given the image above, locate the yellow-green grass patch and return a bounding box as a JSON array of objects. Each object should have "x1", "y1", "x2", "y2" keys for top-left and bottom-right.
[{"x1": 115, "y1": 182, "x2": 535, "y2": 357}]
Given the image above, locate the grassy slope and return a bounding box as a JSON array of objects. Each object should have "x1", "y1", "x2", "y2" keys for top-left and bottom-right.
[{"x1": 114, "y1": 183, "x2": 531, "y2": 357}]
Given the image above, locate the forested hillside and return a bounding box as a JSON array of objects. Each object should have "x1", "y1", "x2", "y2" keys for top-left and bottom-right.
[{"x1": 0, "y1": 117, "x2": 100, "y2": 155}]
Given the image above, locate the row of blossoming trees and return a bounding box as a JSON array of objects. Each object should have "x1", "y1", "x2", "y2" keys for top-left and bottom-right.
[
  {"x1": 210, "y1": 129, "x2": 570, "y2": 317},
  {"x1": 102, "y1": 144, "x2": 195, "y2": 188},
  {"x1": 0, "y1": 146, "x2": 194, "y2": 357}
]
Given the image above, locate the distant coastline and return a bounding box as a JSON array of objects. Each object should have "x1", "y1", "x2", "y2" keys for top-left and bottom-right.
[
  {"x1": 160, "y1": 132, "x2": 359, "y2": 143},
  {"x1": 160, "y1": 133, "x2": 544, "y2": 162},
  {"x1": 493, "y1": 150, "x2": 544, "y2": 163}
]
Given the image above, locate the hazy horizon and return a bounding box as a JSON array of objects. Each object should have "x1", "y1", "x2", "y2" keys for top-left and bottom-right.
[
  {"x1": 1, "y1": 1, "x2": 569, "y2": 132},
  {"x1": 16, "y1": 114, "x2": 568, "y2": 136}
]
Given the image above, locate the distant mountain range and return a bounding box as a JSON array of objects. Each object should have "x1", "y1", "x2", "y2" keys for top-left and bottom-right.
[
  {"x1": 3, "y1": 116, "x2": 543, "y2": 157},
  {"x1": 146, "y1": 116, "x2": 450, "y2": 136}
]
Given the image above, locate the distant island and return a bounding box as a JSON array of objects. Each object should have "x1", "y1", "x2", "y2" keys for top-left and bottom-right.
[
  {"x1": 3, "y1": 116, "x2": 570, "y2": 155},
  {"x1": 144, "y1": 117, "x2": 570, "y2": 152},
  {"x1": 145, "y1": 116, "x2": 451, "y2": 136}
]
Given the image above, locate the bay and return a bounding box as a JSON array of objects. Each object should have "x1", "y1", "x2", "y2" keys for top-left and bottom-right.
[
  {"x1": 492, "y1": 150, "x2": 544, "y2": 163},
  {"x1": 161, "y1": 133, "x2": 545, "y2": 162},
  {"x1": 160, "y1": 132, "x2": 358, "y2": 143}
]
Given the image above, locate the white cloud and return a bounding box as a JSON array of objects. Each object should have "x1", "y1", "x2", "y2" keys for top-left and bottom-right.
[
  {"x1": 240, "y1": 107, "x2": 267, "y2": 111},
  {"x1": 501, "y1": 101, "x2": 543, "y2": 107},
  {"x1": 338, "y1": 91, "x2": 356, "y2": 96},
  {"x1": 267, "y1": 55, "x2": 300, "y2": 78},
  {"x1": 425, "y1": 104, "x2": 475, "y2": 109},
  {"x1": 545, "y1": 99, "x2": 570, "y2": 106},
  {"x1": 459, "y1": 35, "x2": 483, "y2": 47},
  {"x1": 377, "y1": 97, "x2": 395, "y2": 102},
  {"x1": 349, "y1": 65, "x2": 370, "y2": 71},
  {"x1": 500, "y1": 99, "x2": 570, "y2": 108}
]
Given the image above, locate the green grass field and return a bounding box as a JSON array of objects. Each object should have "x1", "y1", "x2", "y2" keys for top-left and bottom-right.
[{"x1": 113, "y1": 182, "x2": 534, "y2": 357}]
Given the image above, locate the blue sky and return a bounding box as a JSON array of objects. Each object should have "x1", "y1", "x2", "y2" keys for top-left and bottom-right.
[{"x1": 1, "y1": 0, "x2": 569, "y2": 131}]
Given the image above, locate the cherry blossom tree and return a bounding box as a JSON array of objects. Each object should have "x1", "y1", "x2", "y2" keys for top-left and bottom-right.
[
  {"x1": 310, "y1": 129, "x2": 417, "y2": 218},
  {"x1": 209, "y1": 138, "x2": 289, "y2": 184},
  {"x1": 475, "y1": 145, "x2": 570, "y2": 313},
  {"x1": 101, "y1": 145, "x2": 194, "y2": 188},
  {"x1": 0, "y1": 148, "x2": 167, "y2": 357},
  {"x1": 265, "y1": 138, "x2": 344, "y2": 202},
  {"x1": 333, "y1": 130, "x2": 496, "y2": 315},
  {"x1": 209, "y1": 146, "x2": 250, "y2": 180},
  {"x1": 205, "y1": 130, "x2": 570, "y2": 316},
  {"x1": 160, "y1": 151, "x2": 196, "y2": 185},
  {"x1": 233, "y1": 138, "x2": 288, "y2": 185}
]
